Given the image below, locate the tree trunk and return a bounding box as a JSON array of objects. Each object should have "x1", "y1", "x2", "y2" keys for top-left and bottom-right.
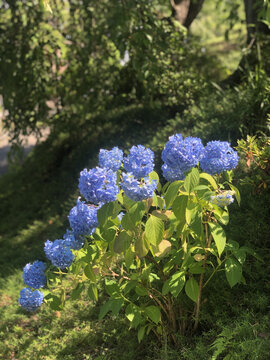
[
  {"x1": 222, "y1": 0, "x2": 270, "y2": 86},
  {"x1": 170, "y1": 0, "x2": 205, "y2": 29},
  {"x1": 244, "y1": 0, "x2": 270, "y2": 43}
]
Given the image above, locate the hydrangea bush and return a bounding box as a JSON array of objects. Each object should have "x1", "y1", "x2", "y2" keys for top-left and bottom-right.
[{"x1": 18, "y1": 135, "x2": 256, "y2": 344}]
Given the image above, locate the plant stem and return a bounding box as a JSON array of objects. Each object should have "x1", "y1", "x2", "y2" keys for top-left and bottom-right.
[{"x1": 193, "y1": 223, "x2": 212, "y2": 331}]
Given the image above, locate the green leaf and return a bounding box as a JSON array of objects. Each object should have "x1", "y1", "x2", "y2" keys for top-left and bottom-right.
[
  {"x1": 101, "y1": 227, "x2": 116, "y2": 242},
  {"x1": 88, "y1": 283, "x2": 98, "y2": 301},
  {"x1": 225, "y1": 258, "x2": 242, "y2": 287},
  {"x1": 185, "y1": 201, "x2": 198, "y2": 225},
  {"x1": 97, "y1": 202, "x2": 117, "y2": 227},
  {"x1": 188, "y1": 262, "x2": 205, "y2": 274},
  {"x1": 184, "y1": 168, "x2": 200, "y2": 193},
  {"x1": 84, "y1": 265, "x2": 96, "y2": 282},
  {"x1": 148, "y1": 171, "x2": 159, "y2": 183},
  {"x1": 99, "y1": 298, "x2": 124, "y2": 320},
  {"x1": 135, "y1": 234, "x2": 149, "y2": 258},
  {"x1": 209, "y1": 222, "x2": 226, "y2": 257},
  {"x1": 164, "y1": 181, "x2": 182, "y2": 208},
  {"x1": 71, "y1": 283, "x2": 85, "y2": 300},
  {"x1": 145, "y1": 215, "x2": 164, "y2": 246},
  {"x1": 145, "y1": 306, "x2": 161, "y2": 324},
  {"x1": 125, "y1": 248, "x2": 134, "y2": 270},
  {"x1": 152, "y1": 210, "x2": 169, "y2": 221},
  {"x1": 105, "y1": 279, "x2": 120, "y2": 297},
  {"x1": 152, "y1": 239, "x2": 171, "y2": 258},
  {"x1": 121, "y1": 213, "x2": 136, "y2": 232},
  {"x1": 129, "y1": 202, "x2": 145, "y2": 225},
  {"x1": 240, "y1": 246, "x2": 263, "y2": 262},
  {"x1": 228, "y1": 183, "x2": 241, "y2": 205},
  {"x1": 200, "y1": 173, "x2": 218, "y2": 190},
  {"x1": 157, "y1": 196, "x2": 165, "y2": 210},
  {"x1": 162, "y1": 271, "x2": 185, "y2": 297},
  {"x1": 185, "y1": 278, "x2": 199, "y2": 303},
  {"x1": 214, "y1": 208, "x2": 229, "y2": 225},
  {"x1": 172, "y1": 195, "x2": 188, "y2": 221},
  {"x1": 138, "y1": 326, "x2": 146, "y2": 343},
  {"x1": 125, "y1": 304, "x2": 143, "y2": 329},
  {"x1": 123, "y1": 193, "x2": 136, "y2": 209},
  {"x1": 234, "y1": 249, "x2": 246, "y2": 265},
  {"x1": 49, "y1": 295, "x2": 62, "y2": 310},
  {"x1": 135, "y1": 285, "x2": 148, "y2": 296},
  {"x1": 113, "y1": 231, "x2": 132, "y2": 253}
]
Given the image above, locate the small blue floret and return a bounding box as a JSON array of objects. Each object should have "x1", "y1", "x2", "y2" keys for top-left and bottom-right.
[
  {"x1": 68, "y1": 198, "x2": 98, "y2": 238},
  {"x1": 123, "y1": 145, "x2": 154, "y2": 179},
  {"x1": 18, "y1": 287, "x2": 44, "y2": 312},
  {"x1": 79, "y1": 167, "x2": 119, "y2": 204},
  {"x1": 200, "y1": 141, "x2": 239, "y2": 175},
  {"x1": 22, "y1": 261, "x2": 46, "y2": 289},
  {"x1": 162, "y1": 134, "x2": 204, "y2": 177},
  {"x1": 120, "y1": 173, "x2": 157, "y2": 201},
  {"x1": 99, "y1": 147, "x2": 123, "y2": 171}
]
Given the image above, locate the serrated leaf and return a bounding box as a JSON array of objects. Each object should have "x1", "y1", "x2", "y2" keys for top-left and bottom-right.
[
  {"x1": 152, "y1": 239, "x2": 171, "y2": 258},
  {"x1": 164, "y1": 181, "x2": 182, "y2": 208},
  {"x1": 135, "y1": 285, "x2": 148, "y2": 296},
  {"x1": 113, "y1": 231, "x2": 132, "y2": 253},
  {"x1": 135, "y1": 234, "x2": 149, "y2": 258},
  {"x1": 234, "y1": 249, "x2": 246, "y2": 265},
  {"x1": 148, "y1": 171, "x2": 159, "y2": 183},
  {"x1": 138, "y1": 326, "x2": 146, "y2": 343},
  {"x1": 125, "y1": 247, "x2": 134, "y2": 270},
  {"x1": 228, "y1": 183, "x2": 241, "y2": 205},
  {"x1": 200, "y1": 173, "x2": 218, "y2": 190},
  {"x1": 125, "y1": 304, "x2": 143, "y2": 329},
  {"x1": 185, "y1": 278, "x2": 199, "y2": 303},
  {"x1": 97, "y1": 202, "x2": 115, "y2": 227},
  {"x1": 162, "y1": 271, "x2": 185, "y2": 297},
  {"x1": 214, "y1": 208, "x2": 229, "y2": 225},
  {"x1": 172, "y1": 195, "x2": 188, "y2": 221},
  {"x1": 84, "y1": 265, "x2": 96, "y2": 282},
  {"x1": 145, "y1": 215, "x2": 164, "y2": 246},
  {"x1": 184, "y1": 168, "x2": 200, "y2": 193},
  {"x1": 129, "y1": 202, "x2": 145, "y2": 225},
  {"x1": 105, "y1": 279, "x2": 120, "y2": 297},
  {"x1": 145, "y1": 306, "x2": 161, "y2": 324},
  {"x1": 99, "y1": 298, "x2": 124, "y2": 320},
  {"x1": 209, "y1": 222, "x2": 226, "y2": 257},
  {"x1": 88, "y1": 283, "x2": 98, "y2": 301},
  {"x1": 225, "y1": 258, "x2": 242, "y2": 287},
  {"x1": 121, "y1": 213, "x2": 136, "y2": 232},
  {"x1": 152, "y1": 210, "x2": 168, "y2": 221}
]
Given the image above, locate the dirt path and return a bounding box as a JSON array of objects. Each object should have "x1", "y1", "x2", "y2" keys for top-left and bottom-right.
[{"x1": 0, "y1": 129, "x2": 49, "y2": 176}]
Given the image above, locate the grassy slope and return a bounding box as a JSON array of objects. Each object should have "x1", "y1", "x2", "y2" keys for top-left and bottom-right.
[{"x1": 1, "y1": 105, "x2": 270, "y2": 359}]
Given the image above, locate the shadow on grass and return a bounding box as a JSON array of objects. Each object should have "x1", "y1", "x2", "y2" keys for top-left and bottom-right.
[{"x1": 0, "y1": 105, "x2": 178, "y2": 278}]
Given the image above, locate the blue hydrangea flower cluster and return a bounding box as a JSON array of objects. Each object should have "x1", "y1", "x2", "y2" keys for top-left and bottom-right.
[
  {"x1": 44, "y1": 239, "x2": 75, "y2": 269},
  {"x1": 210, "y1": 190, "x2": 235, "y2": 207},
  {"x1": 99, "y1": 147, "x2": 123, "y2": 171},
  {"x1": 200, "y1": 141, "x2": 239, "y2": 175},
  {"x1": 18, "y1": 288, "x2": 44, "y2": 312},
  {"x1": 68, "y1": 198, "x2": 98, "y2": 238},
  {"x1": 161, "y1": 163, "x2": 185, "y2": 182},
  {"x1": 79, "y1": 167, "x2": 119, "y2": 204},
  {"x1": 161, "y1": 134, "x2": 204, "y2": 181},
  {"x1": 120, "y1": 173, "x2": 157, "y2": 202},
  {"x1": 123, "y1": 145, "x2": 154, "y2": 179},
  {"x1": 63, "y1": 229, "x2": 84, "y2": 250},
  {"x1": 23, "y1": 261, "x2": 46, "y2": 289}
]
